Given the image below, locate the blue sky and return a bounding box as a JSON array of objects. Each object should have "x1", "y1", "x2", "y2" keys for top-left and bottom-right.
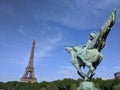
[{"x1": 0, "y1": 0, "x2": 120, "y2": 82}]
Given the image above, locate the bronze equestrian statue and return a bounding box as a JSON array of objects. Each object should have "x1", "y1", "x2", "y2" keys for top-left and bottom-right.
[{"x1": 65, "y1": 9, "x2": 116, "y2": 81}]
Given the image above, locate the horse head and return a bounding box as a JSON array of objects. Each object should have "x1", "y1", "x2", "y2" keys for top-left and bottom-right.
[{"x1": 65, "y1": 46, "x2": 73, "y2": 53}]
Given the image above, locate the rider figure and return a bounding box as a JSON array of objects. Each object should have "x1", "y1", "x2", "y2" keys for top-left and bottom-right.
[
  {"x1": 85, "y1": 32, "x2": 96, "y2": 48},
  {"x1": 73, "y1": 32, "x2": 97, "y2": 53}
]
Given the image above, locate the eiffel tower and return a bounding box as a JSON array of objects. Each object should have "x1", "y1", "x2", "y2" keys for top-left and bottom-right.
[{"x1": 20, "y1": 40, "x2": 37, "y2": 83}]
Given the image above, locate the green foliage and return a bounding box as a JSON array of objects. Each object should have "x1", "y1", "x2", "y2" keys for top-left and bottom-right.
[
  {"x1": 71, "y1": 83, "x2": 77, "y2": 90},
  {"x1": 0, "y1": 82, "x2": 4, "y2": 89},
  {"x1": 0, "y1": 78, "x2": 120, "y2": 90},
  {"x1": 114, "y1": 84, "x2": 120, "y2": 90}
]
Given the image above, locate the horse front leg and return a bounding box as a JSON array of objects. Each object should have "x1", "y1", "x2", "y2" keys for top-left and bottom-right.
[
  {"x1": 89, "y1": 70, "x2": 96, "y2": 79},
  {"x1": 71, "y1": 60, "x2": 85, "y2": 79},
  {"x1": 86, "y1": 69, "x2": 96, "y2": 80},
  {"x1": 88, "y1": 55, "x2": 102, "y2": 79},
  {"x1": 83, "y1": 60, "x2": 95, "y2": 79}
]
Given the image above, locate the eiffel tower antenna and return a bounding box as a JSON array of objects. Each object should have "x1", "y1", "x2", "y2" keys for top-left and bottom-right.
[{"x1": 20, "y1": 40, "x2": 37, "y2": 83}]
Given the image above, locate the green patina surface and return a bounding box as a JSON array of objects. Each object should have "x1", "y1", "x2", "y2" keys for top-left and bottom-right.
[{"x1": 65, "y1": 9, "x2": 116, "y2": 90}]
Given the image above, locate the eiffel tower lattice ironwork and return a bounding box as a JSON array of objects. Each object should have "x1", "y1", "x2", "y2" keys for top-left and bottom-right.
[{"x1": 20, "y1": 40, "x2": 37, "y2": 83}]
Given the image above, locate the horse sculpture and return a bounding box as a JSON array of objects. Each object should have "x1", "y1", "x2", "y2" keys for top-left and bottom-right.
[{"x1": 65, "y1": 9, "x2": 116, "y2": 81}]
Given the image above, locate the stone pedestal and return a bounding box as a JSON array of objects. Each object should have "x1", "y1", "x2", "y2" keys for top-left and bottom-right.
[{"x1": 77, "y1": 81, "x2": 98, "y2": 90}]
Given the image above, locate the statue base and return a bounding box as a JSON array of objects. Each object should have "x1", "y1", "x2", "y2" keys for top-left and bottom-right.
[{"x1": 77, "y1": 81, "x2": 99, "y2": 90}]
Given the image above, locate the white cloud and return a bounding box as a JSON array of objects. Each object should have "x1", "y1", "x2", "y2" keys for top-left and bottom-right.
[
  {"x1": 47, "y1": 33, "x2": 63, "y2": 44},
  {"x1": 36, "y1": 45, "x2": 53, "y2": 58},
  {"x1": 18, "y1": 25, "x2": 26, "y2": 36},
  {"x1": 0, "y1": 5, "x2": 15, "y2": 16},
  {"x1": 58, "y1": 70, "x2": 73, "y2": 78},
  {"x1": 58, "y1": 66, "x2": 78, "y2": 79},
  {"x1": 43, "y1": 0, "x2": 120, "y2": 30},
  {"x1": 114, "y1": 66, "x2": 120, "y2": 71},
  {"x1": 35, "y1": 32, "x2": 63, "y2": 58}
]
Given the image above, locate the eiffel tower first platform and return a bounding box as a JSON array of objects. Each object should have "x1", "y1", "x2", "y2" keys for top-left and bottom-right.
[{"x1": 20, "y1": 40, "x2": 37, "y2": 83}]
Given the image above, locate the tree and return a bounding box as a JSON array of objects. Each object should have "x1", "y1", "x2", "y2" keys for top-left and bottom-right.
[{"x1": 71, "y1": 83, "x2": 77, "y2": 90}]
